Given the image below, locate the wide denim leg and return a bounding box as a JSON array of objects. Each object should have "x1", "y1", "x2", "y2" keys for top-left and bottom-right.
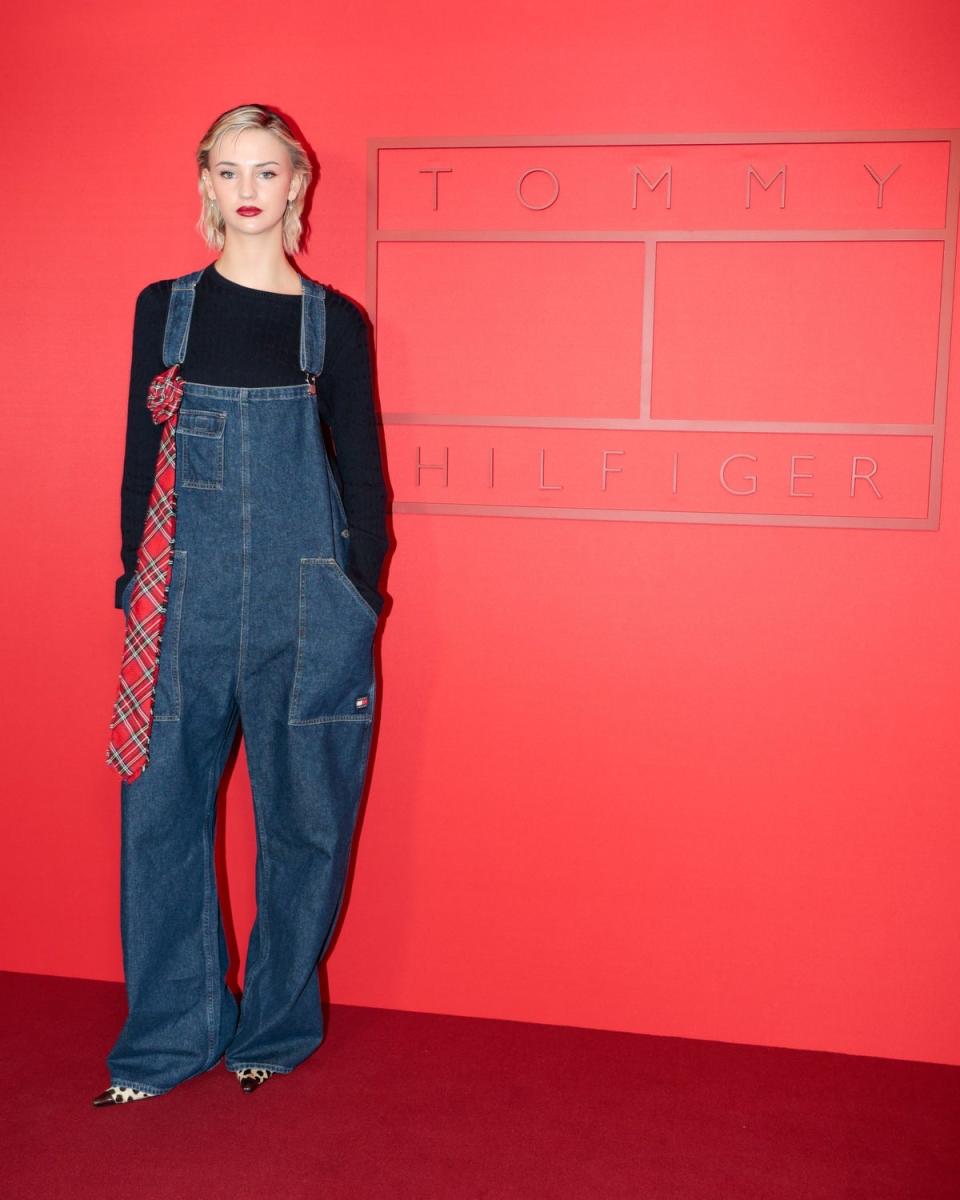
[
  {"x1": 105, "y1": 271, "x2": 379, "y2": 1094},
  {"x1": 107, "y1": 703, "x2": 242, "y2": 1095}
]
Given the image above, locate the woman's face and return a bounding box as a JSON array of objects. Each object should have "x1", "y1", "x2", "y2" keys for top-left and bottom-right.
[{"x1": 203, "y1": 127, "x2": 301, "y2": 241}]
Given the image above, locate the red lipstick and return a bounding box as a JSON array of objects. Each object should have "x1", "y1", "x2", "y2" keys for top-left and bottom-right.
[{"x1": 237, "y1": 207, "x2": 261, "y2": 216}]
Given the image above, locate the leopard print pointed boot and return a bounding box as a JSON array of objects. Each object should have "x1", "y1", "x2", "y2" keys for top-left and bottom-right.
[
  {"x1": 92, "y1": 1084, "x2": 159, "y2": 1106},
  {"x1": 235, "y1": 1066, "x2": 273, "y2": 1093}
]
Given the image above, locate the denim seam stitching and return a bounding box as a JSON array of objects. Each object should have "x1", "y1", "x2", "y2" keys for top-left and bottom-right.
[
  {"x1": 327, "y1": 558, "x2": 380, "y2": 627},
  {"x1": 289, "y1": 715, "x2": 373, "y2": 725},
  {"x1": 154, "y1": 549, "x2": 187, "y2": 722},
  {"x1": 201, "y1": 774, "x2": 217, "y2": 1063},
  {"x1": 231, "y1": 752, "x2": 273, "y2": 1035},
  {"x1": 287, "y1": 558, "x2": 307, "y2": 723},
  {"x1": 226, "y1": 1062, "x2": 293, "y2": 1074},
  {"x1": 235, "y1": 396, "x2": 250, "y2": 711},
  {"x1": 177, "y1": 409, "x2": 226, "y2": 436},
  {"x1": 202, "y1": 709, "x2": 241, "y2": 1072}
]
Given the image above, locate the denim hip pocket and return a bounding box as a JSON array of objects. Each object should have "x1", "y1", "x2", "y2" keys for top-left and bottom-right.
[
  {"x1": 288, "y1": 557, "x2": 377, "y2": 725},
  {"x1": 120, "y1": 574, "x2": 136, "y2": 617},
  {"x1": 153, "y1": 549, "x2": 188, "y2": 722}
]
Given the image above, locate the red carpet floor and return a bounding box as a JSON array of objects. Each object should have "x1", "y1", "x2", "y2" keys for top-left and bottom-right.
[{"x1": 2, "y1": 970, "x2": 957, "y2": 1199}]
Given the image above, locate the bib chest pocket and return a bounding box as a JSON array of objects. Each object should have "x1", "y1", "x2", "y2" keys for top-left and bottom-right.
[{"x1": 176, "y1": 409, "x2": 226, "y2": 490}]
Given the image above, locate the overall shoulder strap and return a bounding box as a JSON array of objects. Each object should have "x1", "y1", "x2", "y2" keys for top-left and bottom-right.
[
  {"x1": 162, "y1": 268, "x2": 205, "y2": 368},
  {"x1": 300, "y1": 276, "x2": 327, "y2": 379}
]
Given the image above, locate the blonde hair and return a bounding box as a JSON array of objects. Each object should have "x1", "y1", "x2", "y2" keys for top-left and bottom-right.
[{"x1": 195, "y1": 105, "x2": 312, "y2": 255}]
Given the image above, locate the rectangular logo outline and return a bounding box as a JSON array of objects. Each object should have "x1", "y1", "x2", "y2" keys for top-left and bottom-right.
[{"x1": 367, "y1": 130, "x2": 960, "y2": 530}]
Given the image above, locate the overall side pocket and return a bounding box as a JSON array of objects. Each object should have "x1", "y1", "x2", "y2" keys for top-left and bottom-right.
[
  {"x1": 120, "y1": 574, "x2": 136, "y2": 618},
  {"x1": 288, "y1": 557, "x2": 377, "y2": 725},
  {"x1": 153, "y1": 549, "x2": 188, "y2": 722}
]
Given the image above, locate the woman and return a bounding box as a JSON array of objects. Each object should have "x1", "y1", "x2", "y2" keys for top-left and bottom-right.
[{"x1": 97, "y1": 105, "x2": 388, "y2": 1105}]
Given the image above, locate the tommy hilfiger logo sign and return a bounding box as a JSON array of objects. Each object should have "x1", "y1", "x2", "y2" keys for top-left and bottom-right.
[
  {"x1": 355, "y1": 695, "x2": 370, "y2": 710},
  {"x1": 370, "y1": 129, "x2": 957, "y2": 531}
]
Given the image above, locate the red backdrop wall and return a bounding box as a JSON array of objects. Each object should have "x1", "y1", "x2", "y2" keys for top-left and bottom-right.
[{"x1": 2, "y1": 0, "x2": 959, "y2": 1066}]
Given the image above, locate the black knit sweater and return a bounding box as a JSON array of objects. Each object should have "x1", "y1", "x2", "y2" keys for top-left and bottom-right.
[{"x1": 115, "y1": 264, "x2": 388, "y2": 615}]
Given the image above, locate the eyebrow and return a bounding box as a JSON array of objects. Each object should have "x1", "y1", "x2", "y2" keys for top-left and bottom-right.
[{"x1": 214, "y1": 160, "x2": 282, "y2": 167}]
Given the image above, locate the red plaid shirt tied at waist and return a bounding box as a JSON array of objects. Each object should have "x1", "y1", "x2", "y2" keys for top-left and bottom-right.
[{"x1": 105, "y1": 364, "x2": 184, "y2": 782}]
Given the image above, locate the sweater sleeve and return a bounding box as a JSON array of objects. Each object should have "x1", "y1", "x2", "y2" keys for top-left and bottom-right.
[
  {"x1": 318, "y1": 294, "x2": 389, "y2": 617},
  {"x1": 114, "y1": 283, "x2": 166, "y2": 607}
]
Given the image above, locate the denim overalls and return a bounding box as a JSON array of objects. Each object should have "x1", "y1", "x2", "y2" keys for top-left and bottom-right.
[{"x1": 107, "y1": 266, "x2": 379, "y2": 1096}]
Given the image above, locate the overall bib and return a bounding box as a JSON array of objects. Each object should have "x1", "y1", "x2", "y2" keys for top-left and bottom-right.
[{"x1": 107, "y1": 268, "x2": 379, "y2": 1096}]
